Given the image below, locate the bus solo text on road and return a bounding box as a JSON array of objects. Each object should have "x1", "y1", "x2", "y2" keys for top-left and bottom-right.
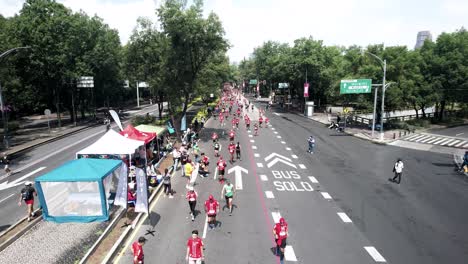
[{"x1": 272, "y1": 170, "x2": 313, "y2": 192}]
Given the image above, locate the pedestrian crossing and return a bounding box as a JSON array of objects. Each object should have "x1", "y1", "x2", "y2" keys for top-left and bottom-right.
[{"x1": 402, "y1": 133, "x2": 468, "y2": 148}]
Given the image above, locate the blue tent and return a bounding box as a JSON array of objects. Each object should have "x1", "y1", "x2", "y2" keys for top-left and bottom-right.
[{"x1": 35, "y1": 158, "x2": 124, "y2": 223}]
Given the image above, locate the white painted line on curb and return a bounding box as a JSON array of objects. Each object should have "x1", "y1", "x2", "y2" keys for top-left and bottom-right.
[
  {"x1": 321, "y1": 192, "x2": 332, "y2": 199},
  {"x1": 254, "y1": 153, "x2": 260, "y2": 157},
  {"x1": 337, "y1": 212, "x2": 352, "y2": 223},
  {"x1": 252, "y1": 145, "x2": 258, "y2": 149},
  {"x1": 281, "y1": 141, "x2": 286, "y2": 144},
  {"x1": 284, "y1": 245, "x2": 298, "y2": 261},
  {"x1": 309, "y1": 176, "x2": 319, "y2": 183},
  {"x1": 286, "y1": 147, "x2": 291, "y2": 150},
  {"x1": 257, "y1": 163, "x2": 264, "y2": 168},
  {"x1": 291, "y1": 155, "x2": 298, "y2": 159},
  {"x1": 271, "y1": 212, "x2": 281, "y2": 223},
  {"x1": 265, "y1": 191, "x2": 275, "y2": 199},
  {"x1": 260, "y1": 175, "x2": 268, "y2": 181},
  {"x1": 364, "y1": 246, "x2": 387, "y2": 262},
  {"x1": 299, "y1": 164, "x2": 306, "y2": 169},
  {"x1": 250, "y1": 139, "x2": 255, "y2": 143}
]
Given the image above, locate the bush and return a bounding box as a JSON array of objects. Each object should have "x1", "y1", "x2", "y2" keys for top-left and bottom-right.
[
  {"x1": 406, "y1": 118, "x2": 431, "y2": 128},
  {"x1": 7, "y1": 121, "x2": 20, "y2": 131},
  {"x1": 131, "y1": 114, "x2": 156, "y2": 126}
]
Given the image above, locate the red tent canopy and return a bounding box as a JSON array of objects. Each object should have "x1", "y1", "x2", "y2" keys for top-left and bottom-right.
[{"x1": 119, "y1": 125, "x2": 156, "y2": 144}]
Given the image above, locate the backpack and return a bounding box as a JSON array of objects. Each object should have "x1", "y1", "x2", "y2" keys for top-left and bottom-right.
[{"x1": 21, "y1": 187, "x2": 33, "y2": 201}]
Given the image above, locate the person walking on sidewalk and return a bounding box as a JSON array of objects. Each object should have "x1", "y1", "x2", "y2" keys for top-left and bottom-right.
[
  {"x1": 186, "y1": 230, "x2": 204, "y2": 264},
  {"x1": 390, "y1": 158, "x2": 404, "y2": 184},
  {"x1": 18, "y1": 181, "x2": 37, "y2": 221},
  {"x1": 132, "y1": 236, "x2": 147, "y2": 264},
  {"x1": 2, "y1": 153, "x2": 11, "y2": 176},
  {"x1": 186, "y1": 186, "x2": 198, "y2": 221},
  {"x1": 162, "y1": 168, "x2": 173, "y2": 198}
]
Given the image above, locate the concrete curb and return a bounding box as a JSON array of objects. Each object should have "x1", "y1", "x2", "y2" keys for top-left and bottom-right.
[{"x1": 0, "y1": 208, "x2": 42, "y2": 252}]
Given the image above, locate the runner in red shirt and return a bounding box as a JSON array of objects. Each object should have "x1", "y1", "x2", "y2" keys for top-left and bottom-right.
[
  {"x1": 217, "y1": 157, "x2": 227, "y2": 182},
  {"x1": 211, "y1": 132, "x2": 218, "y2": 143},
  {"x1": 132, "y1": 236, "x2": 147, "y2": 264},
  {"x1": 228, "y1": 129, "x2": 235, "y2": 141},
  {"x1": 219, "y1": 114, "x2": 224, "y2": 127},
  {"x1": 231, "y1": 117, "x2": 236, "y2": 129},
  {"x1": 273, "y1": 217, "x2": 289, "y2": 263},
  {"x1": 265, "y1": 117, "x2": 270, "y2": 127},
  {"x1": 186, "y1": 230, "x2": 204, "y2": 264},
  {"x1": 186, "y1": 186, "x2": 198, "y2": 221},
  {"x1": 236, "y1": 108, "x2": 241, "y2": 117},
  {"x1": 254, "y1": 123, "x2": 259, "y2": 136},
  {"x1": 259, "y1": 116, "x2": 263, "y2": 128},
  {"x1": 201, "y1": 153, "x2": 209, "y2": 166},
  {"x1": 228, "y1": 142, "x2": 236, "y2": 163},
  {"x1": 245, "y1": 117, "x2": 251, "y2": 131},
  {"x1": 204, "y1": 195, "x2": 219, "y2": 229},
  {"x1": 235, "y1": 117, "x2": 240, "y2": 129}
]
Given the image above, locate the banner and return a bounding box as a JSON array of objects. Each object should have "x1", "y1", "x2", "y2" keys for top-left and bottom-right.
[
  {"x1": 114, "y1": 162, "x2": 128, "y2": 207},
  {"x1": 109, "y1": 110, "x2": 123, "y2": 131},
  {"x1": 181, "y1": 114, "x2": 187, "y2": 131},
  {"x1": 304, "y1": 83, "x2": 309, "y2": 97},
  {"x1": 135, "y1": 168, "x2": 149, "y2": 213}
]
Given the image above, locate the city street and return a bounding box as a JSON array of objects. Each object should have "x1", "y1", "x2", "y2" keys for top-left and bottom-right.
[{"x1": 116, "y1": 98, "x2": 468, "y2": 264}]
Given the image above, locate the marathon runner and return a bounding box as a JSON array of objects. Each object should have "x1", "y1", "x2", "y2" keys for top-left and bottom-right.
[
  {"x1": 204, "y1": 195, "x2": 219, "y2": 230},
  {"x1": 273, "y1": 217, "x2": 289, "y2": 264},
  {"x1": 186, "y1": 186, "x2": 197, "y2": 221},
  {"x1": 236, "y1": 142, "x2": 241, "y2": 160},
  {"x1": 221, "y1": 179, "x2": 235, "y2": 215},
  {"x1": 186, "y1": 230, "x2": 204, "y2": 264},
  {"x1": 228, "y1": 142, "x2": 236, "y2": 163},
  {"x1": 217, "y1": 156, "x2": 227, "y2": 182}
]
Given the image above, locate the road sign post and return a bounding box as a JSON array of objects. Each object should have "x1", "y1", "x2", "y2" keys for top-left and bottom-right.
[
  {"x1": 340, "y1": 79, "x2": 372, "y2": 94},
  {"x1": 44, "y1": 109, "x2": 51, "y2": 133}
]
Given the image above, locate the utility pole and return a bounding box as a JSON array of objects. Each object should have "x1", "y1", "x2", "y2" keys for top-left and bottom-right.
[{"x1": 380, "y1": 59, "x2": 387, "y2": 141}]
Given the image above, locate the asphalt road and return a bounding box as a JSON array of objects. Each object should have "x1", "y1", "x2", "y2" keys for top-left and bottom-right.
[
  {"x1": 429, "y1": 125, "x2": 468, "y2": 139},
  {"x1": 118, "y1": 96, "x2": 468, "y2": 264},
  {"x1": 0, "y1": 104, "x2": 162, "y2": 232}
]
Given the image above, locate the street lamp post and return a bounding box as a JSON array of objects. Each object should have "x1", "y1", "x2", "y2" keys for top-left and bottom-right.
[
  {"x1": 0, "y1": 46, "x2": 31, "y2": 149},
  {"x1": 364, "y1": 51, "x2": 387, "y2": 141}
]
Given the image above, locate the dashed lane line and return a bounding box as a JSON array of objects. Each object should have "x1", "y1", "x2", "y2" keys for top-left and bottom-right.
[
  {"x1": 364, "y1": 246, "x2": 387, "y2": 262},
  {"x1": 286, "y1": 147, "x2": 291, "y2": 150},
  {"x1": 277, "y1": 135, "x2": 282, "y2": 139},
  {"x1": 298, "y1": 164, "x2": 306, "y2": 169},
  {"x1": 260, "y1": 175, "x2": 268, "y2": 181},
  {"x1": 249, "y1": 134, "x2": 253, "y2": 138},
  {"x1": 308, "y1": 176, "x2": 318, "y2": 183},
  {"x1": 271, "y1": 212, "x2": 281, "y2": 223},
  {"x1": 321, "y1": 192, "x2": 332, "y2": 199},
  {"x1": 337, "y1": 212, "x2": 353, "y2": 223},
  {"x1": 252, "y1": 146, "x2": 258, "y2": 150},
  {"x1": 284, "y1": 245, "x2": 298, "y2": 262},
  {"x1": 274, "y1": 131, "x2": 278, "y2": 134},
  {"x1": 254, "y1": 153, "x2": 260, "y2": 157},
  {"x1": 281, "y1": 141, "x2": 286, "y2": 144},
  {"x1": 291, "y1": 155, "x2": 298, "y2": 159},
  {"x1": 265, "y1": 191, "x2": 275, "y2": 199},
  {"x1": 257, "y1": 163, "x2": 264, "y2": 168},
  {"x1": 250, "y1": 139, "x2": 255, "y2": 143}
]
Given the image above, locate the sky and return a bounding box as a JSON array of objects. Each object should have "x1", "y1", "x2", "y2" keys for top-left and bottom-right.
[{"x1": 1, "y1": 0, "x2": 466, "y2": 63}]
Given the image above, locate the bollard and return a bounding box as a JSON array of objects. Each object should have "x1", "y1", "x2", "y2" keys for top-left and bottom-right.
[
  {"x1": 399, "y1": 131, "x2": 401, "y2": 138},
  {"x1": 393, "y1": 133, "x2": 396, "y2": 139},
  {"x1": 404, "y1": 131, "x2": 407, "y2": 136}
]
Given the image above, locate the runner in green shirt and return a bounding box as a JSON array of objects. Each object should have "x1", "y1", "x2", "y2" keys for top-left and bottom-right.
[{"x1": 221, "y1": 180, "x2": 235, "y2": 215}]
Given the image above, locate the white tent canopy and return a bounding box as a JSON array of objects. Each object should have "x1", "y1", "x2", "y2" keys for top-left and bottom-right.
[{"x1": 76, "y1": 130, "x2": 145, "y2": 157}]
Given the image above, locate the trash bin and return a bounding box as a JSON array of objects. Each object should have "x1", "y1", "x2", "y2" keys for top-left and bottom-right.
[{"x1": 305, "y1": 101, "x2": 315, "y2": 117}]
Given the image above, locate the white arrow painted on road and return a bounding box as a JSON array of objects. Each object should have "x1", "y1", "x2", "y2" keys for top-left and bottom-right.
[
  {"x1": 267, "y1": 158, "x2": 297, "y2": 168},
  {"x1": 274, "y1": 113, "x2": 281, "y2": 116},
  {"x1": 0, "y1": 166, "x2": 46, "y2": 191},
  {"x1": 228, "y1": 165, "x2": 248, "y2": 190},
  {"x1": 264, "y1": 153, "x2": 292, "y2": 162}
]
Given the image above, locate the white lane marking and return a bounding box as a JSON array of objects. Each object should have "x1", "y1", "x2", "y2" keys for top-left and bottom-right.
[
  {"x1": 464, "y1": 143, "x2": 468, "y2": 148},
  {"x1": 202, "y1": 215, "x2": 209, "y2": 239},
  {"x1": 284, "y1": 245, "x2": 298, "y2": 261},
  {"x1": 281, "y1": 141, "x2": 286, "y2": 144},
  {"x1": 271, "y1": 128, "x2": 275, "y2": 130},
  {"x1": 308, "y1": 176, "x2": 319, "y2": 183},
  {"x1": 0, "y1": 166, "x2": 47, "y2": 191},
  {"x1": 442, "y1": 138, "x2": 457, "y2": 146},
  {"x1": 274, "y1": 113, "x2": 280, "y2": 116},
  {"x1": 235, "y1": 170, "x2": 243, "y2": 190},
  {"x1": 0, "y1": 193, "x2": 15, "y2": 204},
  {"x1": 214, "y1": 167, "x2": 218, "y2": 180},
  {"x1": 337, "y1": 212, "x2": 352, "y2": 223},
  {"x1": 420, "y1": 137, "x2": 436, "y2": 143},
  {"x1": 257, "y1": 163, "x2": 264, "y2": 168},
  {"x1": 413, "y1": 135, "x2": 430, "y2": 142},
  {"x1": 277, "y1": 136, "x2": 282, "y2": 139},
  {"x1": 447, "y1": 140, "x2": 460, "y2": 146},
  {"x1": 291, "y1": 155, "x2": 298, "y2": 159},
  {"x1": 405, "y1": 134, "x2": 421, "y2": 140},
  {"x1": 455, "y1": 133, "x2": 464, "y2": 136},
  {"x1": 364, "y1": 246, "x2": 387, "y2": 262},
  {"x1": 260, "y1": 175, "x2": 268, "y2": 181},
  {"x1": 299, "y1": 164, "x2": 306, "y2": 169},
  {"x1": 286, "y1": 147, "x2": 291, "y2": 151},
  {"x1": 274, "y1": 131, "x2": 278, "y2": 134},
  {"x1": 431, "y1": 138, "x2": 447, "y2": 145},
  {"x1": 454, "y1": 141, "x2": 467, "y2": 147},
  {"x1": 265, "y1": 153, "x2": 292, "y2": 162},
  {"x1": 249, "y1": 135, "x2": 253, "y2": 138},
  {"x1": 407, "y1": 135, "x2": 426, "y2": 141},
  {"x1": 321, "y1": 192, "x2": 332, "y2": 199},
  {"x1": 252, "y1": 146, "x2": 258, "y2": 150},
  {"x1": 250, "y1": 139, "x2": 255, "y2": 143},
  {"x1": 271, "y1": 212, "x2": 281, "y2": 223},
  {"x1": 265, "y1": 191, "x2": 274, "y2": 199},
  {"x1": 254, "y1": 153, "x2": 260, "y2": 157},
  {"x1": 426, "y1": 137, "x2": 440, "y2": 144}
]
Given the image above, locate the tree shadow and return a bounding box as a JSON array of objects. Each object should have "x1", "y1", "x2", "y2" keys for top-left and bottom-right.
[{"x1": 0, "y1": 224, "x2": 11, "y2": 233}]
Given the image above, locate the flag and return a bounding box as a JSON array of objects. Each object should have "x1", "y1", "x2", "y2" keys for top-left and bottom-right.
[
  {"x1": 114, "y1": 162, "x2": 128, "y2": 207},
  {"x1": 135, "y1": 168, "x2": 149, "y2": 213},
  {"x1": 109, "y1": 110, "x2": 123, "y2": 131}
]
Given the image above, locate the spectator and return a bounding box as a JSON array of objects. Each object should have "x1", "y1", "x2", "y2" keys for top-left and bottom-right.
[
  {"x1": 132, "y1": 236, "x2": 147, "y2": 264},
  {"x1": 18, "y1": 181, "x2": 37, "y2": 221}
]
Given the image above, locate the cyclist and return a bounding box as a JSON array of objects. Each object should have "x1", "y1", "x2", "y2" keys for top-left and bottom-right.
[
  {"x1": 228, "y1": 142, "x2": 236, "y2": 163},
  {"x1": 204, "y1": 195, "x2": 219, "y2": 230},
  {"x1": 236, "y1": 142, "x2": 241, "y2": 160},
  {"x1": 186, "y1": 186, "x2": 197, "y2": 221},
  {"x1": 217, "y1": 156, "x2": 227, "y2": 182},
  {"x1": 221, "y1": 179, "x2": 235, "y2": 215}
]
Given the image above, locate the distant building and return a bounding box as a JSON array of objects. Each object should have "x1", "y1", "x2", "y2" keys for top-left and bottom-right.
[{"x1": 415, "y1": 31, "x2": 432, "y2": 49}]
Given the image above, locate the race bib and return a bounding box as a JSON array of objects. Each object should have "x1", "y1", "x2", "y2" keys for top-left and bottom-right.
[{"x1": 209, "y1": 209, "x2": 215, "y2": 214}]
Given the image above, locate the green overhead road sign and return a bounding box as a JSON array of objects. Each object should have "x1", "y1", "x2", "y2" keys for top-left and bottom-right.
[
  {"x1": 340, "y1": 79, "x2": 372, "y2": 94},
  {"x1": 249, "y1": 79, "x2": 257, "y2": 85}
]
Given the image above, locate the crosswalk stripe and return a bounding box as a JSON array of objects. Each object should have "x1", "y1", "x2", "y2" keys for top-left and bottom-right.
[
  {"x1": 405, "y1": 134, "x2": 421, "y2": 140},
  {"x1": 420, "y1": 137, "x2": 436, "y2": 143},
  {"x1": 426, "y1": 137, "x2": 441, "y2": 144},
  {"x1": 463, "y1": 143, "x2": 468, "y2": 148},
  {"x1": 454, "y1": 141, "x2": 467, "y2": 147},
  {"x1": 447, "y1": 140, "x2": 460, "y2": 146},
  {"x1": 431, "y1": 138, "x2": 447, "y2": 145},
  {"x1": 414, "y1": 135, "x2": 431, "y2": 142},
  {"x1": 408, "y1": 135, "x2": 426, "y2": 141},
  {"x1": 435, "y1": 138, "x2": 452, "y2": 145},
  {"x1": 441, "y1": 139, "x2": 457, "y2": 146}
]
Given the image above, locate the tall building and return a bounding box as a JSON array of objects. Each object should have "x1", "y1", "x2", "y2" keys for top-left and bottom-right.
[{"x1": 415, "y1": 31, "x2": 432, "y2": 49}]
